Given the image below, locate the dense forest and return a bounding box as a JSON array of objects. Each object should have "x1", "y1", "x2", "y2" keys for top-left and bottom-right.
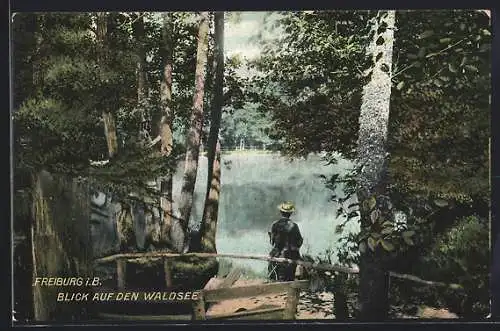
[{"x1": 12, "y1": 10, "x2": 491, "y2": 322}]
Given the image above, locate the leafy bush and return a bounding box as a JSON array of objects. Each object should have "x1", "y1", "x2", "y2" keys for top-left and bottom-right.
[{"x1": 391, "y1": 215, "x2": 489, "y2": 317}]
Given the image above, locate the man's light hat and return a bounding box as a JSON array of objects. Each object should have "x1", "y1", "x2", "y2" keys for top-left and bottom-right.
[{"x1": 279, "y1": 201, "x2": 295, "y2": 213}]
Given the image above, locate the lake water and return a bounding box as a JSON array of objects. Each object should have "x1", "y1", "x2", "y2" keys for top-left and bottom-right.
[{"x1": 172, "y1": 152, "x2": 360, "y2": 277}]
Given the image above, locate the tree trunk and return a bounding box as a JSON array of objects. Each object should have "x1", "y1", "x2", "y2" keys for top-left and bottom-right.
[
  {"x1": 96, "y1": 13, "x2": 133, "y2": 250},
  {"x1": 96, "y1": 12, "x2": 118, "y2": 158},
  {"x1": 12, "y1": 13, "x2": 38, "y2": 107},
  {"x1": 132, "y1": 13, "x2": 149, "y2": 144},
  {"x1": 199, "y1": 12, "x2": 224, "y2": 253},
  {"x1": 102, "y1": 112, "x2": 118, "y2": 158},
  {"x1": 356, "y1": 10, "x2": 396, "y2": 321},
  {"x1": 159, "y1": 13, "x2": 175, "y2": 158},
  {"x1": 178, "y1": 12, "x2": 210, "y2": 251},
  {"x1": 12, "y1": 16, "x2": 39, "y2": 321},
  {"x1": 31, "y1": 171, "x2": 92, "y2": 321},
  {"x1": 158, "y1": 13, "x2": 177, "y2": 250},
  {"x1": 200, "y1": 139, "x2": 221, "y2": 252}
]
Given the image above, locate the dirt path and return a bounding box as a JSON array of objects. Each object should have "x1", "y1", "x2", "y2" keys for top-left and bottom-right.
[
  {"x1": 206, "y1": 279, "x2": 336, "y2": 319},
  {"x1": 205, "y1": 279, "x2": 459, "y2": 320}
]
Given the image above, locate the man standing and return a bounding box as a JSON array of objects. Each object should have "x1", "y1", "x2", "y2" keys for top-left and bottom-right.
[{"x1": 268, "y1": 201, "x2": 303, "y2": 281}]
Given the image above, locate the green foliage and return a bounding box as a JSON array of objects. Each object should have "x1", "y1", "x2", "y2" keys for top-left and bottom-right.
[
  {"x1": 12, "y1": 12, "x2": 186, "y2": 196},
  {"x1": 254, "y1": 10, "x2": 489, "y2": 267},
  {"x1": 388, "y1": 10, "x2": 490, "y2": 203},
  {"x1": 249, "y1": 11, "x2": 374, "y2": 158},
  {"x1": 12, "y1": 11, "x2": 491, "y2": 318},
  {"x1": 223, "y1": 56, "x2": 247, "y2": 110},
  {"x1": 220, "y1": 102, "x2": 274, "y2": 149},
  {"x1": 15, "y1": 97, "x2": 105, "y2": 174},
  {"x1": 249, "y1": 9, "x2": 489, "y2": 207},
  {"x1": 391, "y1": 215, "x2": 490, "y2": 317}
]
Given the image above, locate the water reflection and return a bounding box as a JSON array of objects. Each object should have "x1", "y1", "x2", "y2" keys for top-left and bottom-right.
[{"x1": 172, "y1": 152, "x2": 359, "y2": 275}]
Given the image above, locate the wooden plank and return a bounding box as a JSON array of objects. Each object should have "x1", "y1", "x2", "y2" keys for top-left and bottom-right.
[
  {"x1": 97, "y1": 313, "x2": 191, "y2": 321},
  {"x1": 220, "y1": 268, "x2": 242, "y2": 288},
  {"x1": 203, "y1": 268, "x2": 241, "y2": 291},
  {"x1": 163, "y1": 259, "x2": 173, "y2": 288},
  {"x1": 203, "y1": 280, "x2": 309, "y2": 303},
  {"x1": 207, "y1": 307, "x2": 285, "y2": 320},
  {"x1": 203, "y1": 277, "x2": 223, "y2": 290},
  {"x1": 192, "y1": 292, "x2": 206, "y2": 320},
  {"x1": 225, "y1": 310, "x2": 285, "y2": 320},
  {"x1": 127, "y1": 257, "x2": 163, "y2": 264},
  {"x1": 283, "y1": 282, "x2": 300, "y2": 319},
  {"x1": 116, "y1": 259, "x2": 126, "y2": 290}
]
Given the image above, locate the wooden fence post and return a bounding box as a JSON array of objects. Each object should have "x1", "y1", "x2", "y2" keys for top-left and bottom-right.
[
  {"x1": 284, "y1": 281, "x2": 300, "y2": 319},
  {"x1": 164, "y1": 258, "x2": 173, "y2": 288},
  {"x1": 116, "y1": 258, "x2": 127, "y2": 290},
  {"x1": 333, "y1": 272, "x2": 349, "y2": 321},
  {"x1": 192, "y1": 291, "x2": 206, "y2": 320}
]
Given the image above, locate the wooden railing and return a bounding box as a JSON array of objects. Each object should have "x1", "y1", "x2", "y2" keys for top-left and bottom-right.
[
  {"x1": 93, "y1": 252, "x2": 312, "y2": 320},
  {"x1": 193, "y1": 280, "x2": 310, "y2": 320},
  {"x1": 93, "y1": 251, "x2": 464, "y2": 320},
  {"x1": 94, "y1": 252, "x2": 359, "y2": 291}
]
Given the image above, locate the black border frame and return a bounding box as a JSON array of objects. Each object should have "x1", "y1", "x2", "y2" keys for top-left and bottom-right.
[{"x1": 5, "y1": 0, "x2": 500, "y2": 330}]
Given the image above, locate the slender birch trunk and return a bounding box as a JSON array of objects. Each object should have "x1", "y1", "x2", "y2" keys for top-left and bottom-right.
[
  {"x1": 356, "y1": 10, "x2": 396, "y2": 320},
  {"x1": 200, "y1": 12, "x2": 224, "y2": 253},
  {"x1": 96, "y1": 12, "x2": 118, "y2": 158},
  {"x1": 159, "y1": 13, "x2": 176, "y2": 249},
  {"x1": 178, "y1": 12, "x2": 210, "y2": 252}
]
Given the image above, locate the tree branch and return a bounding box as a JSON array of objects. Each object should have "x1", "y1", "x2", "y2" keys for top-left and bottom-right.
[
  {"x1": 425, "y1": 38, "x2": 466, "y2": 60},
  {"x1": 388, "y1": 271, "x2": 464, "y2": 291},
  {"x1": 149, "y1": 135, "x2": 162, "y2": 148},
  {"x1": 393, "y1": 38, "x2": 466, "y2": 79},
  {"x1": 115, "y1": 12, "x2": 149, "y2": 31},
  {"x1": 392, "y1": 62, "x2": 417, "y2": 79}
]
